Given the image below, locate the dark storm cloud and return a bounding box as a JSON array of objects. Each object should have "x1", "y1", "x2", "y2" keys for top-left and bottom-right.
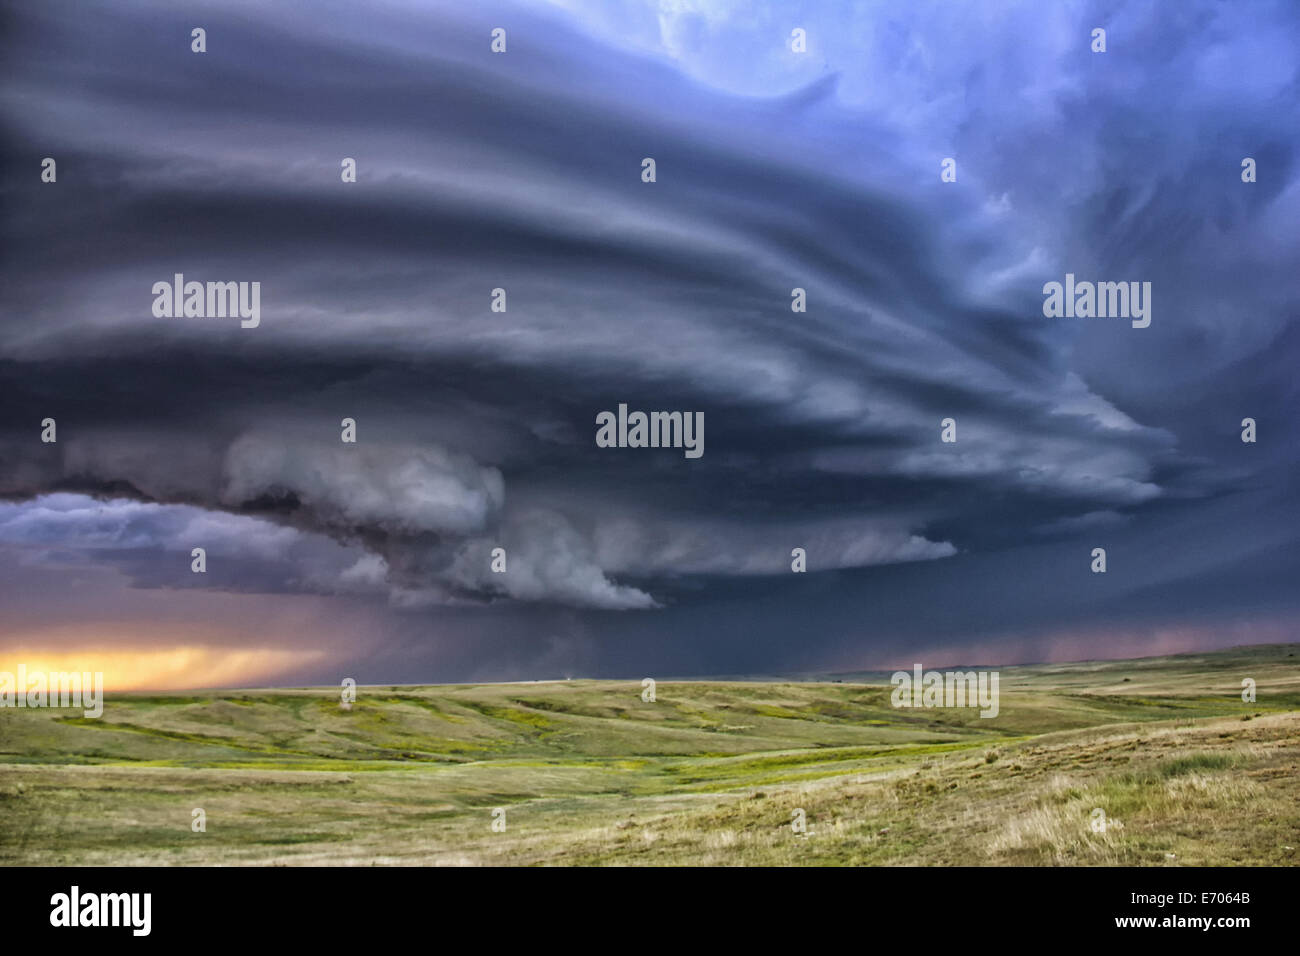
[{"x1": 1, "y1": 0, "x2": 1297, "y2": 679}]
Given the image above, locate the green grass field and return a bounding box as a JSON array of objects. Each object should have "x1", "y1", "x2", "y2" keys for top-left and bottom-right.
[{"x1": 2, "y1": 643, "x2": 1297, "y2": 865}]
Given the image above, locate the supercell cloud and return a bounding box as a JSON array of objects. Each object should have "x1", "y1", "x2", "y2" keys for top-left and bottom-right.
[{"x1": 1, "y1": 0, "x2": 1297, "y2": 684}]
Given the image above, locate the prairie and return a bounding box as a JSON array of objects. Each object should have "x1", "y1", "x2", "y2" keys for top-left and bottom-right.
[{"x1": 1, "y1": 643, "x2": 1296, "y2": 866}]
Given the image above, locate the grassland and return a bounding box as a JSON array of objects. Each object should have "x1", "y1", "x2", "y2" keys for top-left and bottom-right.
[{"x1": 1, "y1": 643, "x2": 1297, "y2": 866}]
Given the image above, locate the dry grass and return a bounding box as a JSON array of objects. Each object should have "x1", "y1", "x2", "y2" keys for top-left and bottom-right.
[{"x1": 2, "y1": 644, "x2": 1298, "y2": 866}]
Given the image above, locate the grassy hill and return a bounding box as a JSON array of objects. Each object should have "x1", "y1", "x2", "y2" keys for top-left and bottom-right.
[{"x1": 2, "y1": 643, "x2": 1297, "y2": 865}]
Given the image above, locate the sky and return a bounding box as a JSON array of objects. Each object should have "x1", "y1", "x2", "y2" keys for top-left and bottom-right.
[{"x1": 0, "y1": 0, "x2": 1297, "y2": 689}]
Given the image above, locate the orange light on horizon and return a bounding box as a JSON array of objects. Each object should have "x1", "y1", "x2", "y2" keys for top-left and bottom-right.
[{"x1": 0, "y1": 646, "x2": 326, "y2": 692}]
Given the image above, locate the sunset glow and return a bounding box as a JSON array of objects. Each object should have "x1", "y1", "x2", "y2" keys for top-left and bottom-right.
[{"x1": 0, "y1": 646, "x2": 326, "y2": 691}]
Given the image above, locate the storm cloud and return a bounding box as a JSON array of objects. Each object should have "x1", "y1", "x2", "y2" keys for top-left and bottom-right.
[{"x1": 1, "y1": 0, "x2": 1297, "y2": 683}]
